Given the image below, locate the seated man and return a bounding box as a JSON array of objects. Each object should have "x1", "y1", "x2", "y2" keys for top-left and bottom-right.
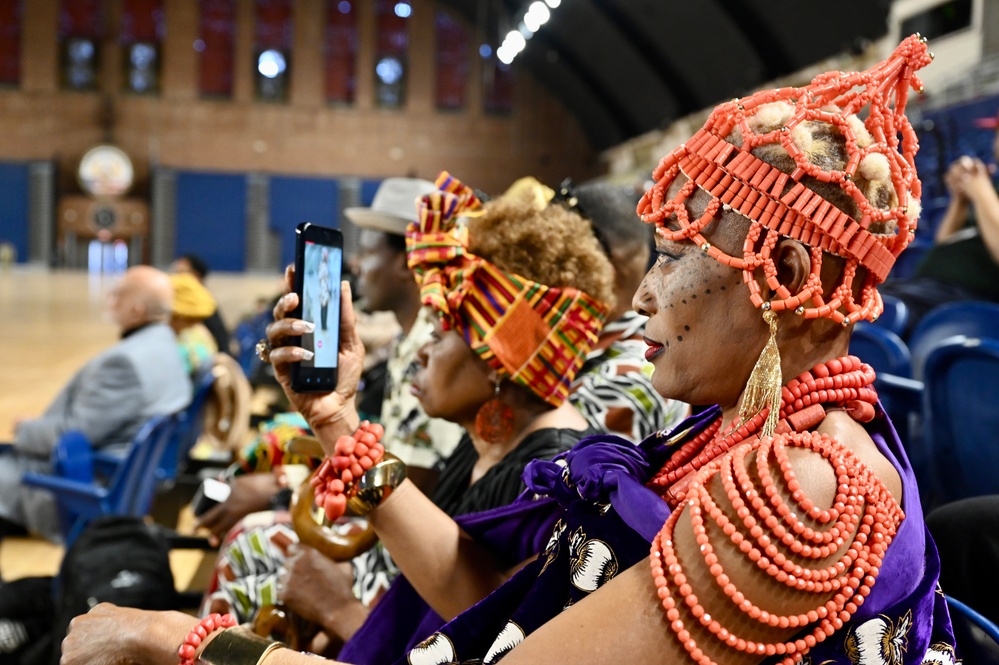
[
  {"x1": 882, "y1": 110, "x2": 999, "y2": 335},
  {"x1": 0, "y1": 266, "x2": 192, "y2": 542}
]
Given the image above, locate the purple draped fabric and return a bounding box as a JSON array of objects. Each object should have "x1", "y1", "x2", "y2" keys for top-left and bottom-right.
[{"x1": 340, "y1": 405, "x2": 957, "y2": 665}]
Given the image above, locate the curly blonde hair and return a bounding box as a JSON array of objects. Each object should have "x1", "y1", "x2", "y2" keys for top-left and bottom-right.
[{"x1": 467, "y1": 197, "x2": 616, "y2": 309}]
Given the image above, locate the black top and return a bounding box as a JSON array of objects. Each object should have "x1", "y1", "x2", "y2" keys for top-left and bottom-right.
[
  {"x1": 431, "y1": 427, "x2": 593, "y2": 517},
  {"x1": 916, "y1": 182, "x2": 999, "y2": 301}
]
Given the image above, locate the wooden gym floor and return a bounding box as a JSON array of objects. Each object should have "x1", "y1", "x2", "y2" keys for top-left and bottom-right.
[{"x1": 0, "y1": 266, "x2": 284, "y2": 583}]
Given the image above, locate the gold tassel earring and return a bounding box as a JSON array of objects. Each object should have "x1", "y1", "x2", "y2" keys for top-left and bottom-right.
[{"x1": 739, "y1": 306, "x2": 782, "y2": 438}]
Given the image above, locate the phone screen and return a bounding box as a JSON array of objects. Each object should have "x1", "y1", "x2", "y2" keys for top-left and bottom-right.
[
  {"x1": 299, "y1": 239, "x2": 342, "y2": 370},
  {"x1": 292, "y1": 222, "x2": 343, "y2": 392}
]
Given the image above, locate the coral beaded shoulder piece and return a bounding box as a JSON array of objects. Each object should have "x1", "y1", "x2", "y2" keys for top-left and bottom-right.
[{"x1": 647, "y1": 357, "x2": 903, "y2": 665}]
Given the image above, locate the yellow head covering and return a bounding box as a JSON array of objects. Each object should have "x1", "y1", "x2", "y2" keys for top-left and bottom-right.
[{"x1": 169, "y1": 272, "x2": 216, "y2": 319}]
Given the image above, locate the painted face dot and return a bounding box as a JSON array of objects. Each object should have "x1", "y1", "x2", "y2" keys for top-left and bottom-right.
[
  {"x1": 684, "y1": 325, "x2": 690, "y2": 331},
  {"x1": 705, "y1": 289, "x2": 711, "y2": 294},
  {"x1": 676, "y1": 336, "x2": 683, "y2": 342},
  {"x1": 681, "y1": 299, "x2": 687, "y2": 304}
]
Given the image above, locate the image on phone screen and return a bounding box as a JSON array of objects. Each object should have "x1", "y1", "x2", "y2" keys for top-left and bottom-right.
[{"x1": 299, "y1": 241, "x2": 342, "y2": 370}]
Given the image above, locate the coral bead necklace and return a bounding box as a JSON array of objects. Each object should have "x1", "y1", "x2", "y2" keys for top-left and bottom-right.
[{"x1": 647, "y1": 356, "x2": 903, "y2": 665}]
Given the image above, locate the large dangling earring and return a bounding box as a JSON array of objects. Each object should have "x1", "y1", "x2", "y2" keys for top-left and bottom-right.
[
  {"x1": 740, "y1": 306, "x2": 782, "y2": 438},
  {"x1": 475, "y1": 380, "x2": 514, "y2": 444}
]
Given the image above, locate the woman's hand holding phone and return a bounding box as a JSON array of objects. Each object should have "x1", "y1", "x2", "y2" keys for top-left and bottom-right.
[{"x1": 266, "y1": 266, "x2": 365, "y2": 451}]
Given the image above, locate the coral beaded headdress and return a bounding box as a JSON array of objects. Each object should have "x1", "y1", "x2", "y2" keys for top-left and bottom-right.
[
  {"x1": 406, "y1": 172, "x2": 610, "y2": 407},
  {"x1": 638, "y1": 35, "x2": 933, "y2": 326}
]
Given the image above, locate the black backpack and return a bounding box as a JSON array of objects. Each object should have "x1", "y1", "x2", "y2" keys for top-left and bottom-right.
[
  {"x1": 51, "y1": 516, "x2": 178, "y2": 663},
  {"x1": 0, "y1": 577, "x2": 56, "y2": 665}
]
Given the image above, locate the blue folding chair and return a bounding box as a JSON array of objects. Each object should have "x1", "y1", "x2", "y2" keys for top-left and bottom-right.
[
  {"x1": 946, "y1": 595, "x2": 999, "y2": 662},
  {"x1": 923, "y1": 337, "x2": 999, "y2": 505},
  {"x1": 909, "y1": 301, "x2": 999, "y2": 378},
  {"x1": 21, "y1": 413, "x2": 179, "y2": 546}
]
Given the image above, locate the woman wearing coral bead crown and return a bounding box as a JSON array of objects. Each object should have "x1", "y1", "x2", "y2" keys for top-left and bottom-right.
[{"x1": 62, "y1": 36, "x2": 956, "y2": 665}]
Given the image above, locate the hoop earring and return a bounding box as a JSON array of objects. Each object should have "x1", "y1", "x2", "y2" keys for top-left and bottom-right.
[
  {"x1": 474, "y1": 380, "x2": 514, "y2": 444},
  {"x1": 740, "y1": 307, "x2": 782, "y2": 438}
]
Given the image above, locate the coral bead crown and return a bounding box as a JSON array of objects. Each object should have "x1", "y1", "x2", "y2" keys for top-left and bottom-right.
[{"x1": 638, "y1": 35, "x2": 933, "y2": 325}]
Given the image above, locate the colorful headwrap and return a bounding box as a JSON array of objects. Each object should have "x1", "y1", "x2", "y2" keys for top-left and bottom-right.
[
  {"x1": 406, "y1": 172, "x2": 610, "y2": 407},
  {"x1": 638, "y1": 35, "x2": 934, "y2": 325}
]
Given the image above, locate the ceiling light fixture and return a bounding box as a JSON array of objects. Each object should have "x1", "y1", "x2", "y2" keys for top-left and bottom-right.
[{"x1": 493, "y1": 0, "x2": 562, "y2": 65}]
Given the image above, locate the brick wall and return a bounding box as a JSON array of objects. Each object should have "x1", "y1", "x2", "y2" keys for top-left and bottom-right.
[{"x1": 0, "y1": 0, "x2": 597, "y2": 196}]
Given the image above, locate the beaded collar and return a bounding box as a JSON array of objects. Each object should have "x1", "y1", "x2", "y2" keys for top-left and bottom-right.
[{"x1": 648, "y1": 355, "x2": 877, "y2": 509}]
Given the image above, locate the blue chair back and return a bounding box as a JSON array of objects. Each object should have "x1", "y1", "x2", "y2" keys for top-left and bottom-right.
[
  {"x1": 157, "y1": 369, "x2": 216, "y2": 482},
  {"x1": 850, "y1": 323, "x2": 913, "y2": 378},
  {"x1": 946, "y1": 594, "x2": 999, "y2": 662},
  {"x1": 870, "y1": 294, "x2": 910, "y2": 337},
  {"x1": 909, "y1": 301, "x2": 999, "y2": 378},
  {"x1": 110, "y1": 414, "x2": 178, "y2": 517},
  {"x1": 924, "y1": 337, "x2": 999, "y2": 504},
  {"x1": 22, "y1": 413, "x2": 180, "y2": 546}
]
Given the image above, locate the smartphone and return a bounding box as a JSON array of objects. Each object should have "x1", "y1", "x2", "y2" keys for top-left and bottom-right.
[{"x1": 291, "y1": 222, "x2": 343, "y2": 393}]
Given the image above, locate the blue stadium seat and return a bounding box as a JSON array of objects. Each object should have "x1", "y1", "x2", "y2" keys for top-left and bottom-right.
[
  {"x1": 946, "y1": 594, "x2": 999, "y2": 662},
  {"x1": 850, "y1": 324, "x2": 924, "y2": 475},
  {"x1": 923, "y1": 337, "x2": 999, "y2": 504},
  {"x1": 909, "y1": 301, "x2": 999, "y2": 379},
  {"x1": 850, "y1": 323, "x2": 912, "y2": 377},
  {"x1": 870, "y1": 294, "x2": 910, "y2": 337}
]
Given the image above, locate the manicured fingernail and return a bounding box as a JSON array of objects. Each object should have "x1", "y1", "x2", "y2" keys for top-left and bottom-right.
[
  {"x1": 300, "y1": 350, "x2": 314, "y2": 360},
  {"x1": 293, "y1": 321, "x2": 315, "y2": 333}
]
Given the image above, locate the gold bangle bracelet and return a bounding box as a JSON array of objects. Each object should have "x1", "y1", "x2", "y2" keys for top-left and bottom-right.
[
  {"x1": 197, "y1": 627, "x2": 284, "y2": 665},
  {"x1": 346, "y1": 453, "x2": 407, "y2": 516}
]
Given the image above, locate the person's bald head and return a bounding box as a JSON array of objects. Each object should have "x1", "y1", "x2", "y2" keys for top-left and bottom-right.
[{"x1": 108, "y1": 266, "x2": 173, "y2": 331}]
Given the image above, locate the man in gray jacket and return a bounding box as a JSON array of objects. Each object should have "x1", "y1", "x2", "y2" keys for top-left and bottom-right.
[{"x1": 0, "y1": 266, "x2": 192, "y2": 542}]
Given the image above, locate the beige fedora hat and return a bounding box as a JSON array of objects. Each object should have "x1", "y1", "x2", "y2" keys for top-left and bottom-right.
[{"x1": 344, "y1": 177, "x2": 437, "y2": 235}]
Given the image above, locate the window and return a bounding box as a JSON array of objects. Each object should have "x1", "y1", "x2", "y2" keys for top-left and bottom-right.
[
  {"x1": 121, "y1": 0, "x2": 164, "y2": 94},
  {"x1": 434, "y1": 11, "x2": 469, "y2": 110},
  {"x1": 254, "y1": 0, "x2": 293, "y2": 102},
  {"x1": 324, "y1": 0, "x2": 357, "y2": 105},
  {"x1": 484, "y1": 57, "x2": 513, "y2": 114},
  {"x1": 0, "y1": 0, "x2": 20, "y2": 86},
  {"x1": 60, "y1": 0, "x2": 103, "y2": 91},
  {"x1": 198, "y1": 0, "x2": 235, "y2": 98},
  {"x1": 375, "y1": 0, "x2": 410, "y2": 108}
]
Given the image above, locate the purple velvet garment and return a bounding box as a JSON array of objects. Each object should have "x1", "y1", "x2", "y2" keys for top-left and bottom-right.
[{"x1": 340, "y1": 405, "x2": 957, "y2": 665}]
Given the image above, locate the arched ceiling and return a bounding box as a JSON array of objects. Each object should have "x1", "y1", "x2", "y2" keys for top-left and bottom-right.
[{"x1": 443, "y1": 0, "x2": 892, "y2": 150}]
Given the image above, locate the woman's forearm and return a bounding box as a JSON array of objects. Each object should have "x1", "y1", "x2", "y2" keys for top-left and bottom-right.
[
  {"x1": 935, "y1": 196, "x2": 968, "y2": 243},
  {"x1": 367, "y1": 479, "x2": 512, "y2": 620},
  {"x1": 967, "y1": 177, "x2": 999, "y2": 263}
]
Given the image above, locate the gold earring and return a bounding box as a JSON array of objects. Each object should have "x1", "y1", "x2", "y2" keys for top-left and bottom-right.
[{"x1": 740, "y1": 307, "x2": 782, "y2": 438}]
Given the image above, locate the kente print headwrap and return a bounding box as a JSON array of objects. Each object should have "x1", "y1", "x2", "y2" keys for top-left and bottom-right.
[
  {"x1": 638, "y1": 35, "x2": 933, "y2": 325},
  {"x1": 406, "y1": 172, "x2": 610, "y2": 407}
]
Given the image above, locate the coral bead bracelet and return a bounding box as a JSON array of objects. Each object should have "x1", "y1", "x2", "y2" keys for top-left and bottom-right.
[
  {"x1": 177, "y1": 613, "x2": 237, "y2": 665},
  {"x1": 311, "y1": 420, "x2": 386, "y2": 521}
]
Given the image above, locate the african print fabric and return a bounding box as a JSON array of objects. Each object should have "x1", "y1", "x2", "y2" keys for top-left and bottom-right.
[{"x1": 406, "y1": 172, "x2": 609, "y2": 407}]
